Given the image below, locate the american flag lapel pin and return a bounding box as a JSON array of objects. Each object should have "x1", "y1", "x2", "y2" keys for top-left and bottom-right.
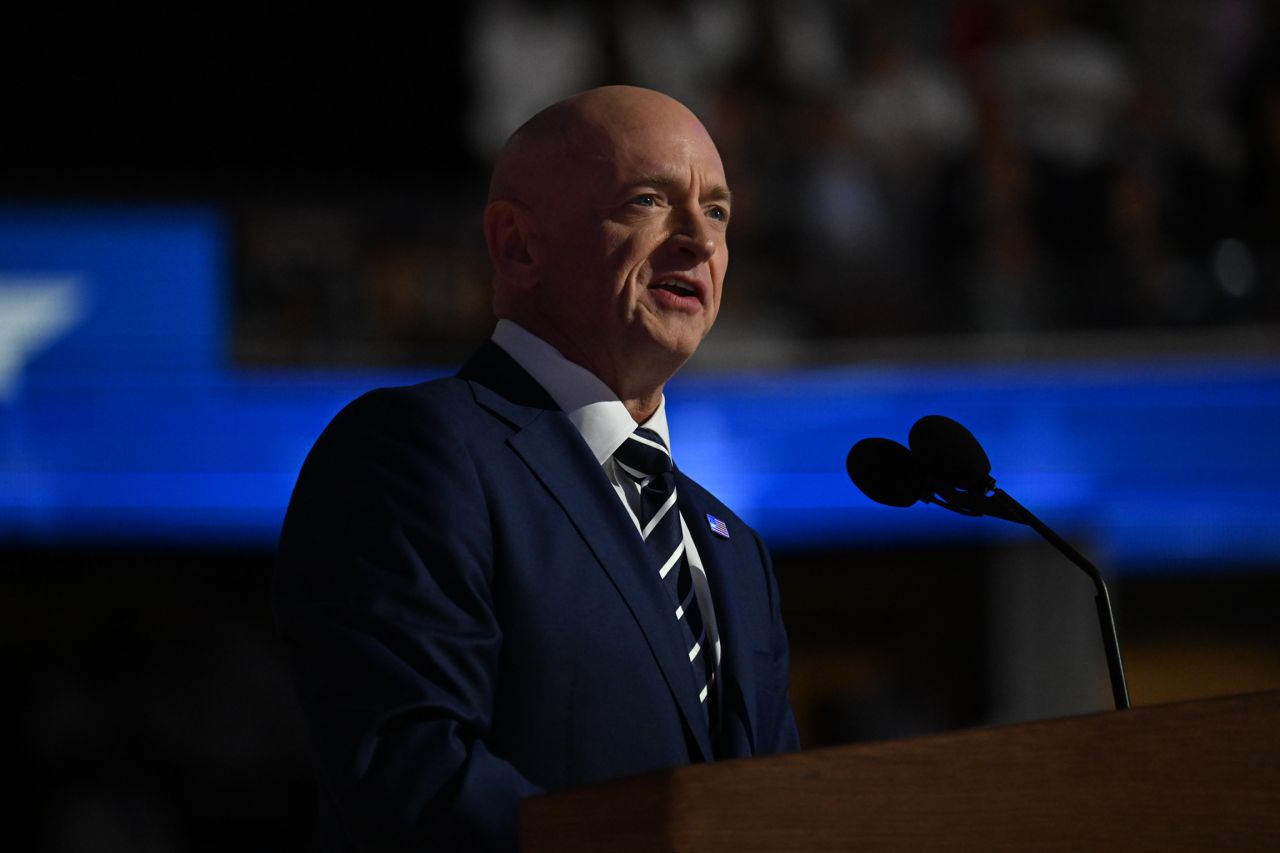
[{"x1": 706, "y1": 514, "x2": 730, "y2": 539}]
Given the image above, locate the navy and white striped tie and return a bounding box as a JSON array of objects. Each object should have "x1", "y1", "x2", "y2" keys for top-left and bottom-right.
[{"x1": 614, "y1": 427, "x2": 717, "y2": 725}]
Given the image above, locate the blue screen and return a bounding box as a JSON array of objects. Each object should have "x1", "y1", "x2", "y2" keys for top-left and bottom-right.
[{"x1": 2, "y1": 207, "x2": 1278, "y2": 571}]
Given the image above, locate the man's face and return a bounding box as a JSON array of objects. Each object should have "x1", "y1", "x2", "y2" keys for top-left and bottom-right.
[{"x1": 529, "y1": 100, "x2": 731, "y2": 384}]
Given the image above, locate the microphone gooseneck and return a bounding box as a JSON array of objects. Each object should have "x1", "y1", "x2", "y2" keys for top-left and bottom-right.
[{"x1": 845, "y1": 415, "x2": 1131, "y2": 711}]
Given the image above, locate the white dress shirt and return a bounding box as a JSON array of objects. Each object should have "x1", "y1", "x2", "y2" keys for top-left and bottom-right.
[{"x1": 491, "y1": 319, "x2": 722, "y2": 683}]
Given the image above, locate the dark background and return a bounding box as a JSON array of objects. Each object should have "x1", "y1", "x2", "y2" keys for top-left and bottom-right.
[{"x1": 5, "y1": 2, "x2": 1280, "y2": 849}]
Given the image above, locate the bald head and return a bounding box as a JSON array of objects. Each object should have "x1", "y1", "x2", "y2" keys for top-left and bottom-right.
[
  {"x1": 482, "y1": 86, "x2": 731, "y2": 419},
  {"x1": 489, "y1": 86, "x2": 713, "y2": 207}
]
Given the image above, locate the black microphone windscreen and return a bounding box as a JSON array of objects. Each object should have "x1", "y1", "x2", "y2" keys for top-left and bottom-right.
[
  {"x1": 908, "y1": 415, "x2": 991, "y2": 492},
  {"x1": 846, "y1": 437, "x2": 925, "y2": 508}
]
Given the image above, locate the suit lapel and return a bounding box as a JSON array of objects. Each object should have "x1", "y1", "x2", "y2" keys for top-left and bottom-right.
[
  {"x1": 677, "y1": 474, "x2": 760, "y2": 757},
  {"x1": 459, "y1": 343, "x2": 714, "y2": 761}
]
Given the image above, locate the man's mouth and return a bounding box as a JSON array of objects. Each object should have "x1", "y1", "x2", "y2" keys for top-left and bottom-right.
[{"x1": 650, "y1": 279, "x2": 700, "y2": 298}]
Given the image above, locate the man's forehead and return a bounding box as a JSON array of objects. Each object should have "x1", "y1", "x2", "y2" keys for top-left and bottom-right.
[
  {"x1": 492, "y1": 87, "x2": 726, "y2": 203},
  {"x1": 596, "y1": 123, "x2": 727, "y2": 183}
]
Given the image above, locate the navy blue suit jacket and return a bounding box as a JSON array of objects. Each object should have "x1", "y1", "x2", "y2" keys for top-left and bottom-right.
[{"x1": 273, "y1": 342, "x2": 800, "y2": 851}]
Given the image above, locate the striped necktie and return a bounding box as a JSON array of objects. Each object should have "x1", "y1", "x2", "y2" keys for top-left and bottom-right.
[{"x1": 613, "y1": 427, "x2": 717, "y2": 725}]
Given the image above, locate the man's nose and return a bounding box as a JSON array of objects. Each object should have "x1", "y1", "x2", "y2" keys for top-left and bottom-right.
[{"x1": 668, "y1": 213, "x2": 716, "y2": 264}]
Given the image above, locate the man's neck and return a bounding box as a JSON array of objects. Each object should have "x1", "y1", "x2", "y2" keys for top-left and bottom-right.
[
  {"x1": 507, "y1": 316, "x2": 678, "y2": 424},
  {"x1": 621, "y1": 393, "x2": 662, "y2": 424}
]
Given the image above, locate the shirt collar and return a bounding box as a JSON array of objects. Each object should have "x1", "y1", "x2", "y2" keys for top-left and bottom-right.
[{"x1": 491, "y1": 319, "x2": 672, "y2": 464}]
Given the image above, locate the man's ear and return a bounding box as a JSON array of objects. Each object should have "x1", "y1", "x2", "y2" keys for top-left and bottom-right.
[{"x1": 484, "y1": 199, "x2": 538, "y2": 287}]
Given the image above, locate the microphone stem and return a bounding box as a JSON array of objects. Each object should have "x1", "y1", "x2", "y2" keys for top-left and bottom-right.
[
  {"x1": 1093, "y1": 583, "x2": 1131, "y2": 710},
  {"x1": 989, "y1": 489, "x2": 1132, "y2": 710}
]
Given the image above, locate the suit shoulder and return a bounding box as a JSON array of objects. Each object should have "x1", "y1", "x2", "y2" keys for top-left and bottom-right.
[
  {"x1": 284, "y1": 376, "x2": 496, "y2": 537},
  {"x1": 293, "y1": 378, "x2": 493, "y2": 482},
  {"x1": 334, "y1": 376, "x2": 473, "y2": 425},
  {"x1": 315, "y1": 375, "x2": 491, "y2": 446}
]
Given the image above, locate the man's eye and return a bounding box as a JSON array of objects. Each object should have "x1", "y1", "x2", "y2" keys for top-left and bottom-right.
[
  {"x1": 631, "y1": 194, "x2": 658, "y2": 207},
  {"x1": 707, "y1": 205, "x2": 729, "y2": 222}
]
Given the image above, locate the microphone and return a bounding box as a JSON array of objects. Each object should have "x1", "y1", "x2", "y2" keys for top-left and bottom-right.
[
  {"x1": 847, "y1": 415, "x2": 996, "y2": 519},
  {"x1": 845, "y1": 437, "x2": 926, "y2": 508},
  {"x1": 908, "y1": 414, "x2": 991, "y2": 494},
  {"x1": 846, "y1": 415, "x2": 1131, "y2": 711}
]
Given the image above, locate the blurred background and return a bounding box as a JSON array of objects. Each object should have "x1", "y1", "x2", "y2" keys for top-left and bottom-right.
[{"x1": 4, "y1": 0, "x2": 1279, "y2": 849}]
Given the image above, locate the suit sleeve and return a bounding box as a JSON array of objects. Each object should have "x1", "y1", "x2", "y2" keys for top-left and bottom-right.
[{"x1": 272, "y1": 388, "x2": 540, "y2": 852}]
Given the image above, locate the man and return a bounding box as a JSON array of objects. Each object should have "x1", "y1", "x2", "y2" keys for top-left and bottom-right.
[{"x1": 274, "y1": 85, "x2": 800, "y2": 852}]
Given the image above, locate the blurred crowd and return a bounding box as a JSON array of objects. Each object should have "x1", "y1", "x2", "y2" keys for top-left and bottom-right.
[{"x1": 239, "y1": 0, "x2": 1280, "y2": 363}]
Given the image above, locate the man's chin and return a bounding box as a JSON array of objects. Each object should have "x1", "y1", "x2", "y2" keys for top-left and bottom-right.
[{"x1": 635, "y1": 327, "x2": 707, "y2": 371}]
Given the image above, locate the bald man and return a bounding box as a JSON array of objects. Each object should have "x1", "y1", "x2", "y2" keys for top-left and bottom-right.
[{"x1": 274, "y1": 86, "x2": 800, "y2": 853}]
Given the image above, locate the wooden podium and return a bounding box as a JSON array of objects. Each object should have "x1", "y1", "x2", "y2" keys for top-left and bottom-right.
[{"x1": 521, "y1": 691, "x2": 1280, "y2": 852}]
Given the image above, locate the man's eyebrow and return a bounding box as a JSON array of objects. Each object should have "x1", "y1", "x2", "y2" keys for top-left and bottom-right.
[
  {"x1": 704, "y1": 184, "x2": 734, "y2": 205},
  {"x1": 631, "y1": 175, "x2": 733, "y2": 205}
]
